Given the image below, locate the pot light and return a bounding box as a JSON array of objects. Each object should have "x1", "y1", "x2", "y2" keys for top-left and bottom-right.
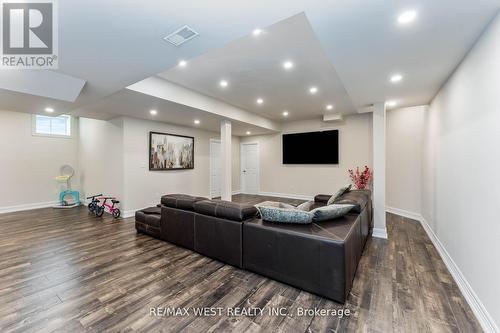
[
  {"x1": 178, "y1": 60, "x2": 187, "y2": 67},
  {"x1": 252, "y1": 28, "x2": 263, "y2": 36},
  {"x1": 390, "y1": 74, "x2": 403, "y2": 83},
  {"x1": 326, "y1": 104, "x2": 333, "y2": 110},
  {"x1": 282, "y1": 111, "x2": 289, "y2": 117},
  {"x1": 44, "y1": 107, "x2": 54, "y2": 113},
  {"x1": 386, "y1": 100, "x2": 397, "y2": 107},
  {"x1": 256, "y1": 98, "x2": 264, "y2": 105},
  {"x1": 246, "y1": 131, "x2": 251, "y2": 135},
  {"x1": 194, "y1": 119, "x2": 200, "y2": 125},
  {"x1": 398, "y1": 10, "x2": 417, "y2": 24},
  {"x1": 309, "y1": 86, "x2": 318, "y2": 94},
  {"x1": 219, "y1": 80, "x2": 228, "y2": 88},
  {"x1": 149, "y1": 109, "x2": 157, "y2": 115},
  {"x1": 283, "y1": 61, "x2": 294, "y2": 70}
]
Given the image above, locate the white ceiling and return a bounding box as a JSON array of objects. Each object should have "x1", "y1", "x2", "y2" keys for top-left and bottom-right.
[
  {"x1": 0, "y1": 70, "x2": 86, "y2": 102},
  {"x1": 158, "y1": 13, "x2": 355, "y2": 122},
  {"x1": 0, "y1": 0, "x2": 498, "y2": 131},
  {"x1": 80, "y1": 89, "x2": 273, "y2": 136}
]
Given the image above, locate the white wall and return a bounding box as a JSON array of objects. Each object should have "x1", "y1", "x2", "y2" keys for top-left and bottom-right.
[
  {"x1": 78, "y1": 118, "x2": 124, "y2": 203},
  {"x1": 0, "y1": 110, "x2": 79, "y2": 211},
  {"x1": 78, "y1": 116, "x2": 241, "y2": 214},
  {"x1": 121, "y1": 117, "x2": 240, "y2": 212},
  {"x1": 422, "y1": 13, "x2": 500, "y2": 331},
  {"x1": 240, "y1": 113, "x2": 372, "y2": 198},
  {"x1": 386, "y1": 106, "x2": 426, "y2": 215}
]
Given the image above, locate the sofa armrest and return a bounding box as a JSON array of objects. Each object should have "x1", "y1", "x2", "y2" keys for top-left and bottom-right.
[{"x1": 314, "y1": 194, "x2": 332, "y2": 203}]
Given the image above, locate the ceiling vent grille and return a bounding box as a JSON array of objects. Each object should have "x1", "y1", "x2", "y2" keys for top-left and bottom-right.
[{"x1": 163, "y1": 25, "x2": 199, "y2": 46}]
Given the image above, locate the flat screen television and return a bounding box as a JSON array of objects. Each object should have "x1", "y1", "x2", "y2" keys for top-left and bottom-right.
[{"x1": 282, "y1": 130, "x2": 339, "y2": 164}]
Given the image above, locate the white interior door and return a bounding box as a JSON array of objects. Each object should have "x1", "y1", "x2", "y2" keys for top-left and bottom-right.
[
  {"x1": 210, "y1": 140, "x2": 221, "y2": 198},
  {"x1": 241, "y1": 143, "x2": 259, "y2": 194}
]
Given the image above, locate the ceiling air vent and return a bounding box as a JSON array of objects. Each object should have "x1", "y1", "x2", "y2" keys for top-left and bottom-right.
[{"x1": 163, "y1": 25, "x2": 199, "y2": 46}]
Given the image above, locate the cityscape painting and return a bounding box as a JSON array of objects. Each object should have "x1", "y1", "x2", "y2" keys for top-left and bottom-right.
[{"x1": 149, "y1": 132, "x2": 194, "y2": 170}]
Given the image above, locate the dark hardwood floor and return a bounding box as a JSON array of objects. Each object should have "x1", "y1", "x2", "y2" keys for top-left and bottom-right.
[{"x1": 0, "y1": 194, "x2": 481, "y2": 332}]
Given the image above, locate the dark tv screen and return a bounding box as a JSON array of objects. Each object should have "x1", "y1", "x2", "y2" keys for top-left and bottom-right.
[{"x1": 282, "y1": 130, "x2": 339, "y2": 164}]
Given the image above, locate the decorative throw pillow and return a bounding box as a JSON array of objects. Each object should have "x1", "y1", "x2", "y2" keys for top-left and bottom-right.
[
  {"x1": 278, "y1": 201, "x2": 314, "y2": 211},
  {"x1": 296, "y1": 201, "x2": 314, "y2": 212},
  {"x1": 310, "y1": 204, "x2": 354, "y2": 222},
  {"x1": 258, "y1": 206, "x2": 313, "y2": 224},
  {"x1": 278, "y1": 202, "x2": 297, "y2": 210},
  {"x1": 327, "y1": 184, "x2": 352, "y2": 205}
]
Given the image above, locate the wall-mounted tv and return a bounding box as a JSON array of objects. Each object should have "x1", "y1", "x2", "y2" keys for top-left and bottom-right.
[{"x1": 282, "y1": 130, "x2": 339, "y2": 164}]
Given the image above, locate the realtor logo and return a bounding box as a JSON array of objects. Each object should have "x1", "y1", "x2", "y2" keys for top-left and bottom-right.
[{"x1": 1, "y1": 0, "x2": 58, "y2": 69}]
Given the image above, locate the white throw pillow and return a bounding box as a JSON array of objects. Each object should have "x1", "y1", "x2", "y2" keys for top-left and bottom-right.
[{"x1": 327, "y1": 184, "x2": 352, "y2": 205}]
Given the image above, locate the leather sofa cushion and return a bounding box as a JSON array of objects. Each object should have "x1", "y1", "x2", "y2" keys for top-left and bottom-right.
[
  {"x1": 161, "y1": 194, "x2": 207, "y2": 211},
  {"x1": 194, "y1": 200, "x2": 258, "y2": 222},
  {"x1": 334, "y1": 190, "x2": 371, "y2": 213}
]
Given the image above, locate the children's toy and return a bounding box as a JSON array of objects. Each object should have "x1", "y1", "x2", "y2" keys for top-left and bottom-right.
[
  {"x1": 87, "y1": 194, "x2": 103, "y2": 215},
  {"x1": 95, "y1": 197, "x2": 121, "y2": 218},
  {"x1": 53, "y1": 165, "x2": 81, "y2": 209}
]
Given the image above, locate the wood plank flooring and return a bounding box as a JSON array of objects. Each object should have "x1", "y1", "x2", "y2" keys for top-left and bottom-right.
[{"x1": 0, "y1": 194, "x2": 482, "y2": 332}]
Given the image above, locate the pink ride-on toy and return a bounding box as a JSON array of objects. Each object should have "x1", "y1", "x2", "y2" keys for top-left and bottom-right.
[{"x1": 95, "y1": 197, "x2": 121, "y2": 218}]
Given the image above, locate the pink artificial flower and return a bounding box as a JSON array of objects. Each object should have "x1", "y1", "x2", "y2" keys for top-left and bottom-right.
[{"x1": 348, "y1": 166, "x2": 373, "y2": 189}]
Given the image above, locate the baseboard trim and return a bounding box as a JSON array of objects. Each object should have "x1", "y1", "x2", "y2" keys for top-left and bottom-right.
[
  {"x1": 389, "y1": 208, "x2": 498, "y2": 333},
  {"x1": 372, "y1": 227, "x2": 388, "y2": 239},
  {"x1": 232, "y1": 190, "x2": 242, "y2": 195},
  {"x1": 0, "y1": 200, "x2": 59, "y2": 214},
  {"x1": 386, "y1": 206, "x2": 421, "y2": 221},
  {"x1": 419, "y1": 216, "x2": 499, "y2": 333},
  {"x1": 258, "y1": 191, "x2": 313, "y2": 201}
]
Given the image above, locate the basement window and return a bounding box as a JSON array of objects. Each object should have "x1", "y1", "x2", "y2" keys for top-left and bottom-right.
[{"x1": 33, "y1": 114, "x2": 72, "y2": 137}]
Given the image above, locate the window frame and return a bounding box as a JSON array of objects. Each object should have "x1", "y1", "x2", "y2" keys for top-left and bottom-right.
[{"x1": 32, "y1": 114, "x2": 73, "y2": 138}]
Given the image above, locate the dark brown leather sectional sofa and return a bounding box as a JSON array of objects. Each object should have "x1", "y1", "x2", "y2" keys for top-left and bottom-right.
[{"x1": 135, "y1": 190, "x2": 372, "y2": 303}]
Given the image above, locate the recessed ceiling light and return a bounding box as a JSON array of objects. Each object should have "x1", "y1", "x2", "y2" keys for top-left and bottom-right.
[
  {"x1": 246, "y1": 131, "x2": 251, "y2": 135},
  {"x1": 326, "y1": 104, "x2": 333, "y2": 110},
  {"x1": 178, "y1": 60, "x2": 187, "y2": 67},
  {"x1": 150, "y1": 109, "x2": 157, "y2": 115},
  {"x1": 252, "y1": 28, "x2": 263, "y2": 36},
  {"x1": 398, "y1": 10, "x2": 417, "y2": 24},
  {"x1": 283, "y1": 61, "x2": 294, "y2": 70},
  {"x1": 219, "y1": 80, "x2": 228, "y2": 88},
  {"x1": 44, "y1": 107, "x2": 54, "y2": 113},
  {"x1": 309, "y1": 87, "x2": 318, "y2": 94},
  {"x1": 282, "y1": 111, "x2": 289, "y2": 117},
  {"x1": 390, "y1": 74, "x2": 403, "y2": 83},
  {"x1": 386, "y1": 100, "x2": 397, "y2": 107},
  {"x1": 194, "y1": 119, "x2": 200, "y2": 125},
  {"x1": 256, "y1": 98, "x2": 264, "y2": 104}
]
